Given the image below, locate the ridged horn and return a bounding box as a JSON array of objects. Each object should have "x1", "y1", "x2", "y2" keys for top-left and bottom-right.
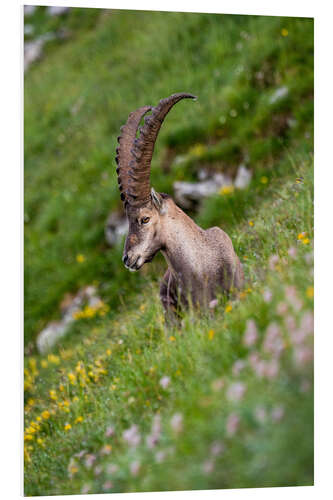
[
  {"x1": 115, "y1": 105, "x2": 152, "y2": 205},
  {"x1": 116, "y1": 93, "x2": 196, "y2": 207}
]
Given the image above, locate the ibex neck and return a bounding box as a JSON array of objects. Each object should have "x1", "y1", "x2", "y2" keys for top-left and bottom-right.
[{"x1": 161, "y1": 204, "x2": 205, "y2": 279}]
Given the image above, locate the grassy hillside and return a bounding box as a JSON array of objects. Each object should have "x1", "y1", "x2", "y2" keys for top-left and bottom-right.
[{"x1": 24, "y1": 8, "x2": 313, "y2": 495}]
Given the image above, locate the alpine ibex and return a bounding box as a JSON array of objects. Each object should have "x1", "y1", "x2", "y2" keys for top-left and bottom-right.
[{"x1": 115, "y1": 93, "x2": 244, "y2": 316}]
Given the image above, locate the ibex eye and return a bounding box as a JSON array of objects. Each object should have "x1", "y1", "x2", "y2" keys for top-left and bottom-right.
[{"x1": 141, "y1": 217, "x2": 150, "y2": 224}]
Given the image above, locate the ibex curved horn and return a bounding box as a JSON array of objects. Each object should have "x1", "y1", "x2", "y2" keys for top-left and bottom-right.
[
  {"x1": 116, "y1": 92, "x2": 196, "y2": 207},
  {"x1": 115, "y1": 105, "x2": 152, "y2": 204}
]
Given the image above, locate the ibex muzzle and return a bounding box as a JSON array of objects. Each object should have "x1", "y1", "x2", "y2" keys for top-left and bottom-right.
[{"x1": 116, "y1": 93, "x2": 244, "y2": 314}]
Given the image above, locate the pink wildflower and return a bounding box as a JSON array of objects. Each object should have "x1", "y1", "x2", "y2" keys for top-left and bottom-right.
[
  {"x1": 276, "y1": 302, "x2": 288, "y2": 315},
  {"x1": 264, "y1": 358, "x2": 280, "y2": 379},
  {"x1": 209, "y1": 298, "x2": 218, "y2": 309},
  {"x1": 146, "y1": 414, "x2": 161, "y2": 448},
  {"x1": 103, "y1": 481, "x2": 113, "y2": 491},
  {"x1": 105, "y1": 426, "x2": 114, "y2": 437},
  {"x1": 106, "y1": 463, "x2": 119, "y2": 474},
  {"x1": 271, "y1": 406, "x2": 285, "y2": 422},
  {"x1": 300, "y1": 311, "x2": 314, "y2": 336},
  {"x1": 243, "y1": 319, "x2": 258, "y2": 347},
  {"x1": 232, "y1": 359, "x2": 246, "y2": 376},
  {"x1": 288, "y1": 246, "x2": 297, "y2": 258},
  {"x1": 226, "y1": 413, "x2": 240, "y2": 436},
  {"x1": 210, "y1": 441, "x2": 225, "y2": 457},
  {"x1": 84, "y1": 454, "x2": 96, "y2": 469},
  {"x1": 293, "y1": 346, "x2": 313, "y2": 367},
  {"x1": 130, "y1": 460, "x2": 141, "y2": 477},
  {"x1": 170, "y1": 413, "x2": 183, "y2": 434},
  {"x1": 202, "y1": 460, "x2": 215, "y2": 474},
  {"x1": 300, "y1": 379, "x2": 311, "y2": 393},
  {"x1": 81, "y1": 484, "x2": 91, "y2": 494},
  {"x1": 160, "y1": 376, "x2": 171, "y2": 389},
  {"x1": 269, "y1": 254, "x2": 279, "y2": 271},
  {"x1": 304, "y1": 251, "x2": 313, "y2": 265},
  {"x1": 211, "y1": 377, "x2": 224, "y2": 392},
  {"x1": 226, "y1": 382, "x2": 246, "y2": 402},
  {"x1": 285, "y1": 285, "x2": 303, "y2": 312},
  {"x1": 285, "y1": 314, "x2": 297, "y2": 333},
  {"x1": 263, "y1": 322, "x2": 284, "y2": 357},
  {"x1": 123, "y1": 424, "x2": 141, "y2": 447},
  {"x1": 94, "y1": 465, "x2": 103, "y2": 476},
  {"x1": 263, "y1": 288, "x2": 273, "y2": 303}
]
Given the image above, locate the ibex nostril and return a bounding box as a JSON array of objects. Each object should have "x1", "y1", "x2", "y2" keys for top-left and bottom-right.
[{"x1": 122, "y1": 254, "x2": 128, "y2": 265}]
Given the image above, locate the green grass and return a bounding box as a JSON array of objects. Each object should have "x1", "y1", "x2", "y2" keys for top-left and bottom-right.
[{"x1": 24, "y1": 8, "x2": 313, "y2": 495}]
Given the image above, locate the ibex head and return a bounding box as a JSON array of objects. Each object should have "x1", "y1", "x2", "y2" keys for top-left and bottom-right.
[{"x1": 115, "y1": 93, "x2": 196, "y2": 271}]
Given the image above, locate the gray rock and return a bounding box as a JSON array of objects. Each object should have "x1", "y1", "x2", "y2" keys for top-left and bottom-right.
[
  {"x1": 173, "y1": 173, "x2": 232, "y2": 209},
  {"x1": 24, "y1": 33, "x2": 55, "y2": 72},
  {"x1": 24, "y1": 39, "x2": 44, "y2": 72},
  {"x1": 105, "y1": 212, "x2": 128, "y2": 247},
  {"x1": 234, "y1": 164, "x2": 252, "y2": 189},
  {"x1": 269, "y1": 86, "x2": 288, "y2": 104},
  {"x1": 36, "y1": 286, "x2": 101, "y2": 353},
  {"x1": 24, "y1": 6, "x2": 37, "y2": 16},
  {"x1": 24, "y1": 24, "x2": 34, "y2": 36},
  {"x1": 46, "y1": 6, "x2": 70, "y2": 16}
]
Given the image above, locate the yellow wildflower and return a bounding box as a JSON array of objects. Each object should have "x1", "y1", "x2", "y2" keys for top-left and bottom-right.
[
  {"x1": 48, "y1": 354, "x2": 60, "y2": 365},
  {"x1": 37, "y1": 438, "x2": 45, "y2": 447},
  {"x1": 106, "y1": 349, "x2": 112, "y2": 356},
  {"x1": 49, "y1": 389, "x2": 57, "y2": 401},
  {"x1": 225, "y1": 304, "x2": 233, "y2": 313},
  {"x1": 306, "y1": 286, "x2": 314, "y2": 299},
  {"x1": 260, "y1": 176, "x2": 268, "y2": 184},
  {"x1": 140, "y1": 304, "x2": 146, "y2": 312},
  {"x1": 41, "y1": 410, "x2": 50, "y2": 420},
  {"x1": 64, "y1": 423, "x2": 72, "y2": 431},
  {"x1": 302, "y1": 238, "x2": 310, "y2": 245},
  {"x1": 169, "y1": 336, "x2": 176, "y2": 342},
  {"x1": 76, "y1": 254, "x2": 85, "y2": 263},
  {"x1": 101, "y1": 444, "x2": 112, "y2": 454},
  {"x1": 281, "y1": 28, "x2": 289, "y2": 37},
  {"x1": 248, "y1": 220, "x2": 254, "y2": 227},
  {"x1": 219, "y1": 185, "x2": 234, "y2": 196},
  {"x1": 190, "y1": 143, "x2": 206, "y2": 157},
  {"x1": 75, "y1": 361, "x2": 84, "y2": 373},
  {"x1": 75, "y1": 416, "x2": 84, "y2": 424},
  {"x1": 208, "y1": 329, "x2": 215, "y2": 340},
  {"x1": 297, "y1": 232, "x2": 307, "y2": 240},
  {"x1": 28, "y1": 358, "x2": 37, "y2": 372},
  {"x1": 67, "y1": 372, "x2": 76, "y2": 385},
  {"x1": 41, "y1": 360, "x2": 48, "y2": 368}
]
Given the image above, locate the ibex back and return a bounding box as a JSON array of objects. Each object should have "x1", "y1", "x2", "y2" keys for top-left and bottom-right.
[{"x1": 115, "y1": 93, "x2": 244, "y2": 316}]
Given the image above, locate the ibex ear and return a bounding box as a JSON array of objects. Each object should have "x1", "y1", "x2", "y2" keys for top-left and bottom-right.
[{"x1": 151, "y1": 187, "x2": 166, "y2": 214}]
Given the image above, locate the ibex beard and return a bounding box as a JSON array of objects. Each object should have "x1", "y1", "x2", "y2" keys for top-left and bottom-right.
[{"x1": 116, "y1": 93, "x2": 244, "y2": 316}]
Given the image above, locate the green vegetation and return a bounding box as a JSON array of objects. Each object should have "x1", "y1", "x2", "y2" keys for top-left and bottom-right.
[{"x1": 24, "y1": 8, "x2": 313, "y2": 495}]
